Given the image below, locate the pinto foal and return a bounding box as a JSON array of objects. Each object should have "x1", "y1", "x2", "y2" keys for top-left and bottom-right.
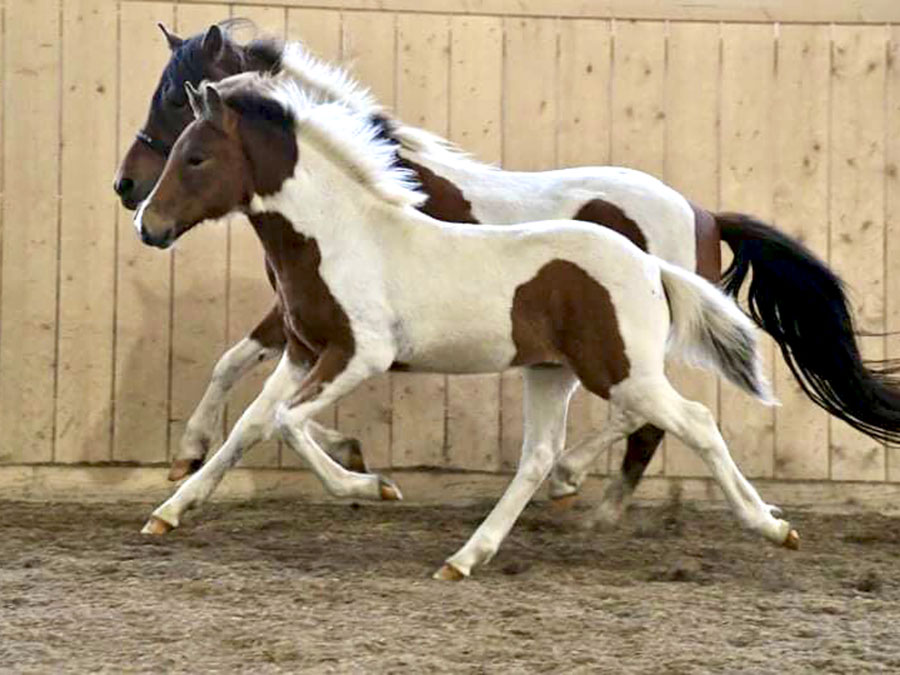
[
  {"x1": 117, "y1": 27, "x2": 900, "y2": 526},
  {"x1": 135, "y1": 75, "x2": 797, "y2": 579}
]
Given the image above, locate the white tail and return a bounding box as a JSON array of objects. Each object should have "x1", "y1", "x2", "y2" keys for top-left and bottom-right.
[{"x1": 659, "y1": 261, "x2": 775, "y2": 405}]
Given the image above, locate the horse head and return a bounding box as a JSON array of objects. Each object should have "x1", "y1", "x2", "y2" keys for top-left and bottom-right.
[
  {"x1": 135, "y1": 78, "x2": 298, "y2": 248},
  {"x1": 113, "y1": 20, "x2": 281, "y2": 209}
]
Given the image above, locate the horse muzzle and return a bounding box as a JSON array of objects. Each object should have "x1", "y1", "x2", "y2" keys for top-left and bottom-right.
[{"x1": 134, "y1": 202, "x2": 176, "y2": 249}]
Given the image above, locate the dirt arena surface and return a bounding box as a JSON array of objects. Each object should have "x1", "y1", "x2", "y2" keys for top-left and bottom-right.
[{"x1": 1, "y1": 495, "x2": 898, "y2": 674}]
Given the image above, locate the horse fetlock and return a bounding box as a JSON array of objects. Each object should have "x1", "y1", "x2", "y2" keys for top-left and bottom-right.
[
  {"x1": 325, "y1": 472, "x2": 384, "y2": 500},
  {"x1": 547, "y1": 466, "x2": 582, "y2": 500},
  {"x1": 168, "y1": 457, "x2": 204, "y2": 482},
  {"x1": 593, "y1": 497, "x2": 629, "y2": 528},
  {"x1": 743, "y1": 510, "x2": 794, "y2": 546},
  {"x1": 142, "y1": 507, "x2": 179, "y2": 534},
  {"x1": 179, "y1": 422, "x2": 215, "y2": 461}
]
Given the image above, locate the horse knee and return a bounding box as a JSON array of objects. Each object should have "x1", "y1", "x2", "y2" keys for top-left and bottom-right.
[{"x1": 519, "y1": 443, "x2": 556, "y2": 484}]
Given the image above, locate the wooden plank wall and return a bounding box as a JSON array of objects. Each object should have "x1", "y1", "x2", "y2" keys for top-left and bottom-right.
[{"x1": 2, "y1": 0, "x2": 900, "y2": 491}]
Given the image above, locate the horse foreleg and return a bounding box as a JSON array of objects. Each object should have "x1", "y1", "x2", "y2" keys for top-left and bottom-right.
[
  {"x1": 435, "y1": 366, "x2": 577, "y2": 580},
  {"x1": 144, "y1": 351, "x2": 300, "y2": 532},
  {"x1": 277, "y1": 346, "x2": 400, "y2": 502},
  {"x1": 171, "y1": 303, "x2": 286, "y2": 481},
  {"x1": 171, "y1": 303, "x2": 366, "y2": 481}
]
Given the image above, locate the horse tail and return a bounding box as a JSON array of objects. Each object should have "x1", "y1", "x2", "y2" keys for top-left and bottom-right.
[
  {"x1": 716, "y1": 211, "x2": 900, "y2": 443},
  {"x1": 659, "y1": 262, "x2": 774, "y2": 404}
]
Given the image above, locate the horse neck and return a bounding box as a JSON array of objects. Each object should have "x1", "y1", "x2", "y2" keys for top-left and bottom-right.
[{"x1": 251, "y1": 138, "x2": 416, "y2": 248}]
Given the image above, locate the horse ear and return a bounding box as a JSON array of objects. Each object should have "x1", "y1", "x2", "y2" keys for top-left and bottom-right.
[
  {"x1": 157, "y1": 23, "x2": 183, "y2": 51},
  {"x1": 201, "y1": 24, "x2": 225, "y2": 59},
  {"x1": 185, "y1": 82, "x2": 204, "y2": 119},
  {"x1": 202, "y1": 84, "x2": 236, "y2": 133}
]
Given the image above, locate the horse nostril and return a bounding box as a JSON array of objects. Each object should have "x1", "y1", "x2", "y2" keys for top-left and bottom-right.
[{"x1": 114, "y1": 177, "x2": 135, "y2": 197}]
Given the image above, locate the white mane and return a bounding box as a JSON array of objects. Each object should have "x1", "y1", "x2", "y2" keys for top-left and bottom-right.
[
  {"x1": 263, "y1": 76, "x2": 427, "y2": 209},
  {"x1": 278, "y1": 41, "x2": 497, "y2": 173},
  {"x1": 279, "y1": 42, "x2": 380, "y2": 115}
]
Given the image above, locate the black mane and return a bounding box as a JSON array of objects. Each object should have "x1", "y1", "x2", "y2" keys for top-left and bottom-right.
[{"x1": 224, "y1": 90, "x2": 295, "y2": 132}]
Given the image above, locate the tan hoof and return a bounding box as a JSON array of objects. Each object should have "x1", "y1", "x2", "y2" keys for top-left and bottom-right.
[
  {"x1": 433, "y1": 563, "x2": 465, "y2": 581},
  {"x1": 782, "y1": 529, "x2": 800, "y2": 550},
  {"x1": 550, "y1": 493, "x2": 579, "y2": 511},
  {"x1": 379, "y1": 476, "x2": 403, "y2": 501},
  {"x1": 141, "y1": 516, "x2": 174, "y2": 536},
  {"x1": 168, "y1": 458, "x2": 203, "y2": 482}
]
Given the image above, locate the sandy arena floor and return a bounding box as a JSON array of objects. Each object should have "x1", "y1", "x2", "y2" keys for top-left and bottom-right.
[{"x1": 0, "y1": 495, "x2": 898, "y2": 673}]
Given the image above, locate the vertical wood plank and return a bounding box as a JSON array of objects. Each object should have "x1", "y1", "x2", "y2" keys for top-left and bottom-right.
[
  {"x1": 57, "y1": 0, "x2": 118, "y2": 463},
  {"x1": 664, "y1": 21, "x2": 720, "y2": 478},
  {"x1": 342, "y1": 11, "x2": 396, "y2": 105},
  {"x1": 337, "y1": 11, "x2": 397, "y2": 469},
  {"x1": 500, "y1": 16, "x2": 558, "y2": 471},
  {"x1": 228, "y1": 5, "x2": 285, "y2": 469},
  {"x1": 718, "y1": 23, "x2": 776, "y2": 479},
  {"x1": 282, "y1": 7, "x2": 343, "y2": 468},
  {"x1": 830, "y1": 25, "x2": 887, "y2": 481},
  {"x1": 887, "y1": 26, "x2": 900, "y2": 482},
  {"x1": 286, "y1": 7, "x2": 341, "y2": 62},
  {"x1": 114, "y1": 2, "x2": 174, "y2": 463},
  {"x1": 608, "y1": 19, "x2": 667, "y2": 476},
  {"x1": 445, "y1": 15, "x2": 502, "y2": 471},
  {"x1": 772, "y1": 24, "x2": 831, "y2": 479},
  {"x1": 0, "y1": 0, "x2": 61, "y2": 463},
  {"x1": 391, "y1": 13, "x2": 451, "y2": 469},
  {"x1": 168, "y1": 3, "x2": 230, "y2": 462},
  {"x1": 557, "y1": 18, "x2": 612, "y2": 474}
]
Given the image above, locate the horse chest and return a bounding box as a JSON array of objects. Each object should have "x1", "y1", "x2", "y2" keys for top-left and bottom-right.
[{"x1": 250, "y1": 212, "x2": 354, "y2": 355}]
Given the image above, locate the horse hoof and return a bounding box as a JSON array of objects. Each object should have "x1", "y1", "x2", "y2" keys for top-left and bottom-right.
[
  {"x1": 168, "y1": 458, "x2": 203, "y2": 482},
  {"x1": 141, "y1": 516, "x2": 174, "y2": 536},
  {"x1": 782, "y1": 529, "x2": 800, "y2": 550},
  {"x1": 379, "y1": 476, "x2": 403, "y2": 501},
  {"x1": 433, "y1": 563, "x2": 465, "y2": 581},
  {"x1": 549, "y1": 493, "x2": 578, "y2": 511}
]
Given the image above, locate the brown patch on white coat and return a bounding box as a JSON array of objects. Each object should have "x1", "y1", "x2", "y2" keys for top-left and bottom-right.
[{"x1": 510, "y1": 260, "x2": 630, "y2": 398}]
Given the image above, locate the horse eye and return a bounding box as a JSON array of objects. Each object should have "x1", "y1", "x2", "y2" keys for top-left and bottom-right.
[{"x1": 187, "y1": 156, "x2": 206, "y2": 167}]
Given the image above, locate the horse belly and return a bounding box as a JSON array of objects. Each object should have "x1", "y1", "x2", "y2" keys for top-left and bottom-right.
[{"x1": 399, "y1": 322, "x2": 516, "y2": 374}]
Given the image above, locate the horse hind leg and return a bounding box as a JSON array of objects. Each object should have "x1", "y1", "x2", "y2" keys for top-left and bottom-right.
[
  {"x1": 548, "y1": 404, "x2": 641, "y2": 500},
  {"x1": 435, "y1": 365, "x2": 578, "y2": 580},
  {"x1": 617, "y1": 378, "x2": 798, "y2": 547},
  {"x1": 549, "y1": 416, "x2": 664, "y2": 525},
  {"x1": 595, "y1": 424, "x2": 665, "y2": 526}
]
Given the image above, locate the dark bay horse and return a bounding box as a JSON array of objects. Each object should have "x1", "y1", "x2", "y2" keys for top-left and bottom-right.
[{"x1": 114, "y1": 21, "x2": 900, "y2": 520}]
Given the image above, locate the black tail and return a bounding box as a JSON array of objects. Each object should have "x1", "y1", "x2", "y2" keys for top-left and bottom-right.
[{"x1": 718, "y1": 212, "x2": 900, "y2": 444}]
